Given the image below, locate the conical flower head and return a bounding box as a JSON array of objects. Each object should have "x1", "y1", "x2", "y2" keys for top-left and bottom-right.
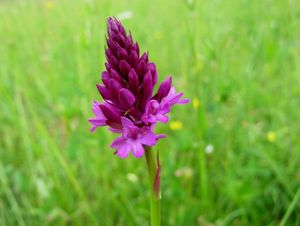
[
  {"x1": 102, "y1": 18, "x2": 158, "y2": 115},
  {"x1": 89, "y1": 17, "x2": 189, "y2": 158}
]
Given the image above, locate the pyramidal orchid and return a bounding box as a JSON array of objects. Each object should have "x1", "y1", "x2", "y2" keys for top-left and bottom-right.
[{"x1": 89, "y1": 17, "x2": 189, "y2": 226}]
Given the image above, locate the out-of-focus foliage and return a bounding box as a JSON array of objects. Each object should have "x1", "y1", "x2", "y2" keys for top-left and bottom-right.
[{"x1": 0, "y1": 0, "x2": 300, "y2": 225}]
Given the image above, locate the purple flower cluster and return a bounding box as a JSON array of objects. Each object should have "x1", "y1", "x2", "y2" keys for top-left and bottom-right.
[{"x1": 89, "y1": 17, "x2": 188, "y2": 158}]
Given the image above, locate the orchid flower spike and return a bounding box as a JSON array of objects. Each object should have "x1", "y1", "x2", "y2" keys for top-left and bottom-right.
[{"x1": 89, "y1": 17, "x2": 189, "y2": 158}]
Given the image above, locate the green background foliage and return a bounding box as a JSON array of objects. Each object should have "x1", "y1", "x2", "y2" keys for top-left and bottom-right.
[{"x1": 1, "y1": 0, "x2": 300, "y2": 225}]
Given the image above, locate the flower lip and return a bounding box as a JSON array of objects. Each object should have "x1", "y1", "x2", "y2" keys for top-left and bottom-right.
[
  {"x1": 142, "y1": 100, "x2": 170, "y2": 124},
  {"x1": 148, "y1": 100, "x2": 160, "y2": 114},
  {"x1": 89, "y1": 101, "x2": 107, "y2": 132},
  {"x1": 111, "y1": 117, "x2": 158, "y2": 158}
]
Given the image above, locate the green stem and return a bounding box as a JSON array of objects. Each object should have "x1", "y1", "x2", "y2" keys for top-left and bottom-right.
[{"x1": 145, "y1": 147, "x2": 160, "y2": 226}]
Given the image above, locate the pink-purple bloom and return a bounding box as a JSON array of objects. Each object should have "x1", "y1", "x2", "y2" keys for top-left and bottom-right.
[{"x1": 89, "y1": 17, "x2": 189, "y2": 158}]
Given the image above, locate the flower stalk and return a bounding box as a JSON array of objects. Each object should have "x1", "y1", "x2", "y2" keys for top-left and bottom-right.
[
  {"x1": 145, "y1": 147, "x2": 160, "y2": 226},
  {"x1": 88, "y1": 17, "x2": 189, "y2": 226}
]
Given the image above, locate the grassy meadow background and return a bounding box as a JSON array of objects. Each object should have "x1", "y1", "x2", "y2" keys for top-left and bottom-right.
[{"x1": 1, "y1": 0, "x2": 300, "y2": 225}]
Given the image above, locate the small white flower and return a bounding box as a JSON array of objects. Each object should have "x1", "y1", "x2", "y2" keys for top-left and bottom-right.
[
  {"x1": 175, "y1": 167, "x2": 194, "y2": 179},
  {"x1": 205, "y1": 144, "x2": 214, "y2": 154},
  {"x1": 36, "y1": 178, "x2": 49, "y2": 199},
  {"x1": 186, "y1": 0, "x2": 194, "y2": 6},
  {"x1": 117, "y1": 11, "x2": 133, "y2": 21},
  {"x1": 126, "y1": 173, "x2": 138, "y2": 183}
]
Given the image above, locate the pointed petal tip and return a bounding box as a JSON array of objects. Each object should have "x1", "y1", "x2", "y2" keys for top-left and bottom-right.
[
  {"x1": 120, "y1": 116, "x2": 134, "y2": 127},
  {"x1": 179, "y1": 98, "x2": 190, "y2": 104},
  {"x1": 119, "y1": 88, "x2": 136, "y2": 108},
  {"x1": 132, "y1": 144, "x2": 145, "y2": 158},
  {"x1": 157, "y1": 76, "x2": 172, "y2": 100},
  {"x1": 89, "y1": 126, "x2": 96, "y2": 132},
  {"x1": 133, "y1": 153, "x2": 144, "y2": 158},
  {"x1": 117, "y1": 152, "x2": 129, "y2": 158},
  {"x1": 116, "y1": 147, "x2": 131, "y2": 158},
  {"x1": 156, "y1": 134, "x2": 166, "y2": 140}
]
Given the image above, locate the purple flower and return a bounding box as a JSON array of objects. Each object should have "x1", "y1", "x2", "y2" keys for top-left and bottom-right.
[
  {"x1": 88, "y1": 101, "x2": 107, "y2": 132},
  {"x1": 142, "y1": 100, "x2": 170, "y2": 124},
  {"x1": 162, "y1": 87, "x2": 190, "y2": 106},
  {"x1": 89, "y1": 17, "x2": 189, "y2": 158},
  {"x1": 111, "y1": 117, "x2": 158, "y2": 158}
]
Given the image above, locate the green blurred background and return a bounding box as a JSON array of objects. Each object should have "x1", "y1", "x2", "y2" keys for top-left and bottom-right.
[{"x1": 1, "y1": 0, "x2": 300, "y2": 225}]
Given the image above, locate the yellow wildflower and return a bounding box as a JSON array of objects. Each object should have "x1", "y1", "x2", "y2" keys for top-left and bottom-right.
[
  {"x1": 267, "y1": 131, "x2": 276, "y2": 143},
  {"x1": 175, "y1": 167, "x2": 194, "y2": 179},
  {"x1": 154, "y1": 31, "x2": 163, "y2": 40},
  {"x1": 192, "y1": 97, "x2": 200, "y2": 110},
  {"x1": 45, "y1": 1, "x2": 54, "y2": 9},
  {"x1": 169, "y1": 121, "x2": 183, "y2": 130},
  {"x1": 195, "y1": 58, "x2": 204, "y2": 72}
]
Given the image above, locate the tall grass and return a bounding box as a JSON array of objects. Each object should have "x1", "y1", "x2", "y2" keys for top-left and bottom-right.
[{"x1": 1, "y1": 0, "x2": 300, "y2": 225}]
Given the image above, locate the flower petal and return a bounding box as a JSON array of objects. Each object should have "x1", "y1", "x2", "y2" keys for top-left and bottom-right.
[
  {"x1": 91, "y1": 101, "x2": 104, "y2": 116},
  {"x1": 101, "y1": 71, "x2": 110, "y2": 87},
  {"x1": 117, "y1": 47, "x2": 128, "y2": 60},
  {"x1": 162, "y1": 87, "x2": 189, "y2": 107},
  {"x1": 119, "y1": 60, "x2": 131, "y2": 76},
  {"x1": 160, "y1": 101, "x2": 171, "y2": 114},
  {"x1": 132, "y1": 143, "x2": 144, "y2": 158},
  {"x1": 140, "y1": 129, "x2": 157, "y2": 146},
  {"x1": 147, "y1": 63, "x2": 158, "y2": 86},
  {"x1": 128, "y1": 50, "x2": 139, "y2": 66},
  {"x1": 89, "y1": 119, "x2": 106, "y2": 132},
  {"x1": 136, "y1": 59, "x2": 146, "y2": 76},
  {"x1": 157, "y1": 76, "x2": 172, "y2": 100},
  {"x1": 156, "y1": 134, "x2": 166, "y2": 140},
  {"x1": 110, "y1": 68, "x2": 124, "y2": 84},
  {"x1": 109, "y1": 127, "x2": 122, "y2": 133},
  {"x1": 109, "y1": 79, "x2": 122, "y2": 101},
  {"x1": 119, "y1": 88, "x2": 136, "y2": 108},
  {"x1": 128, "y1": 69, "x2": 139, "y2": 90},
  {"x1": 89, "y1": 101, "x2": 107, "y2": 132},
  {"x1": 139, "y1": 71, "x2": 153, "y2": 109},
  {"x1": 178, "y1": 98, "x2": 190, "y2": 104},
  {"x1": 111, "y1": 136, "x2": 126, "y2": 148},
  {"x1": 97, "y1": 85, "x2": 111, "y2": 100},
  {"x1": 121, "y1": 116, "x2": 134, "y2": 128},
  {"x1": 99, "y1": 104, "x2": 121, "y2": 123},
  {"x1": 116, "y1": 144, "x2": 131, "y2": 158},
  {"x1": 156, "y1": 114, "x2": 169, "y2": 123}
]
